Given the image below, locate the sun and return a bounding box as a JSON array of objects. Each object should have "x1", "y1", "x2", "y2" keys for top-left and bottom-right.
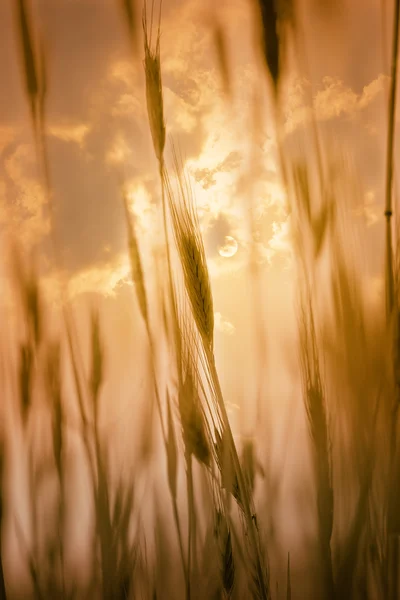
[{"x1": 218, "y1": 235, "x2": 238, "y2": 258}]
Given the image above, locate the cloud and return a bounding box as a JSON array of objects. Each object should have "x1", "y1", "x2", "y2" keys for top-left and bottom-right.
[
  {"x1": 214, "y1": 311, "x2": 235, "y2": 335},
  {"x1": 268, "y1": 219, "x2": 292, "y2": 255},
  {"x1": 352, "y1": 189, "x2": 381, "y2": 227},
  {"x1": 38, "y1": 252, "x2": 132, "y2": 306},
  {"x1": 111, "y1": 92, "x2": 144, "y2": 118},
  {"x1": 48, "y1": 123, "x2": 91, "y2": 146},
  {"x1": 0, "y1": 142, "x2": 50, "y2": 249},
  {"x1": 66, "y1": 253, "x2": 131, "y2": 299},
  {"x1": 106, "y1": 132, "x2": 134, "y2": 164},
  {"x1": 193, "y1": 151, "x2": 242, "y2": 190},
  {"x1": 284, "y1": 74, "x2": 389, "y2": 134}
]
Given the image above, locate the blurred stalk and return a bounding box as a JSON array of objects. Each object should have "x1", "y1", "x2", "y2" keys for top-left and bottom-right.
[
  {"x1": 384, "y1": 0, "x2": 400, "y2": 318},
  {"x1": 299, "y1": 290, "x2": 335, "y2": 600},
  {"x1": 286, "y1": 553, "x2": 291, "y2": 600},
  {"x1": 389, "y1": 534, "x2": 400, "y2": 600},
  {"x1": 186, "y1": 452, "x2": 194, "y2": 600},
  {"x1": 386, "y1": 6, "x2": 400, "y2": 599},
  {"x1": 13, "y1": 0, "x2": 99, "y2": 492},
  {"x1": 206, "y1": 349, "x2": 270, "y2": 599}
]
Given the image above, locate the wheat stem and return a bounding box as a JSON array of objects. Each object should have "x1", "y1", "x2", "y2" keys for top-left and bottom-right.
[{"x1": 384, "y1": 0, "x2": 400, "y2": 318}]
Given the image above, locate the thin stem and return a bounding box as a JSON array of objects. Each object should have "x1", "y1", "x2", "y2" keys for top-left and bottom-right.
[
  {"x1": 146, "y1": 327, "x2": 189, "y2": 593},
  {"x1": 186, "y1": 452, "x2": 196, "y2": 600},
  {"x1": 205, "y1": 348, "x2": 270, "y2": 599},
  {"x1": 0, "y1": 558, "x2": 5, "y2": 600},
  {"x1": 384, "y1": 0, "x2": 400, "y2": 317},
  {"x1": 171, "y1": 496, "x2": 190, "y2": 595}
]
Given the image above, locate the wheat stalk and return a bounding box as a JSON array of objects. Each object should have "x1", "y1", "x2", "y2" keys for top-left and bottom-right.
[
  {"x1": 143, "y1": 0, "x2": 165, "y2": 165},
  {"x1": 299, "y1": 288, "x2": 335, "y2": 599},
  {"x1": 162, "y1": 147, "x2": 270, "y2": 596},
  {"x1": 384, "y1": 0, "x2": 400, "y2": 318},
  {"x1": 163, "y1": 152, "x2": 214, "y2": 349},
  {"x1": 122, "y1": 188, "x2": 149, "y2": 324},
  {"x1": 256, "y1": 0, "x2": 282, "y2": 99},
  {"x1": 162, "y1": 153, "x2": 270, "y2": 596},
  {"x1": 215, "y1": 510, "x2": 235, "y2": 598},
  {"x1": 120, "y1": 0, "x2": 139, "y2": 54},
  {"x1": 178, "y1": 369, "x2": 211, "y2": 468}
]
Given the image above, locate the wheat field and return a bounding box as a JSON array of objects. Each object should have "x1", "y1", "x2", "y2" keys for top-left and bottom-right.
[{"x1": 0, "y1": 0, "x2": 399, "y2": 598}]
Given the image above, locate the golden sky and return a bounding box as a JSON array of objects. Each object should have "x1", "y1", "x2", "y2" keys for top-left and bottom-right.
[{"x1": 0, "y1": 0, "x2": 397, "y2": 433}]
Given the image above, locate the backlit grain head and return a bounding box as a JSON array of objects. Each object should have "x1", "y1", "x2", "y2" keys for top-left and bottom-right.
[
  {"x1": 143, "y1": 1, "x2": 165, "y2": 164},
  {"x1": 163, "y1": 156, "x2": 214, "y2": 348}
]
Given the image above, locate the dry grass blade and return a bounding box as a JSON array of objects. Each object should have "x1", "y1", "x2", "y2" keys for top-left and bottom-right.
[
  {"x1": 214, "y1": 427, "x2": 243, "y2": 511},
  {"x1": 384, "y1": 0, "x2": 400, "y2": 316},
  {"x1": 335, "y1": 451, "x2": 376, "y2": 597},
  {"x1": 312, "y1": 203, "x2": 331, "y2": 258},
  {"x1": 122, "y1": 188, "x2": 148, "y2": 324},
  {"x1": 44, "y1": 339, "x2": 66, "y2": 597},
  {"x1": 121, "y1": 176, "x2": 190, "y2": 592},
  {"x1": 11, "y1": 258, "x2": 40, "y2": 428},
  {"x1": 94, "y1": 429, "x2": 114, "y2": 599},
  {"x1": 14, "y1": 0, "x2": 47, "y2": 148},
  {"x1": 111, "y1": 480, "x2": 137, "y2": 599},
  {"x1": 242, "y1": 440, "x2": 265, "y2": 497},
  {"x1": 12, "y1": 250, "x2": 42, "y2": 349},
  {"x1": 165, "y1": 393, "x2": 188, "y2": 592},
  {"x1": 14, "y1": 0, "x2": 39, "y2": 132},
  {"x1": 202, "y1": 326, "x2": 270, "y2": 597},
  {"x1": 45, "y1": 341, "x2": 63, "y2": 477},
  {"x1": 292, "y1": 161, "x2": 333, "y2": 260},
  {"x1": 120, "y1": 0, "x2": 139, "y2": 52},
  {"x1": 215, "y1": 511, "x2": 235, "y2": 598},
  {"x1": 179, "y1": 369, "x2": 211, "y2": 468},
  {"x1": 299, "y1": 291, "x2": 335, "y2": 598},
  {"x1": 256, "y1": 0, "x2": 281, "y2": 97},
  {"x1": 37, "y1": 34, "x2": 47, "y2": 139},
  {"x1": 293, "y1": 163, "x2": 312, "y2": 224},
  {"x1": 90, "y1": 309, "x2": 104, "y2": 410},
  {"x1": 19, "y1": 343, "x2": 33, "y2": 425},
  {"x1": 14, "y1": 516, "x2": 43, "y2": 600},
  {"x1": 143, "y1": 0, "x2": 165, "y2": 164},
  {"x1": 166, "y1": 392, "x2": 178, "y2": 500},
  {"x1": 163, "y1": 156, "x2": 214, "y2": 348},
  {"x1": 212, "y1": 18, "x2": 231, "y2": 98},
  {"x1": 286, "y1": 553, "x2": 291, "y2": 600}
]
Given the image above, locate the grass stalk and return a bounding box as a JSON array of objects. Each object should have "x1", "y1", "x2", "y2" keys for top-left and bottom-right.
[
  {"x1": 206, "y1": 348, "x2": 270, "y2": 599},
  {"x1": 186, "y1": 452, "x2": 194, "y2": 599},
  {"x1": 384, "y1": 0, "x2": 400, "y2": 318},
  {"x1": 299, "y1": 291, "x2": 335, "y2": 600}
]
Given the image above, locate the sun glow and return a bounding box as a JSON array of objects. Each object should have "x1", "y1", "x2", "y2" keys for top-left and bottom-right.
[{"x1": 218, "y1": 235, "x2": 238, "y2": 258}]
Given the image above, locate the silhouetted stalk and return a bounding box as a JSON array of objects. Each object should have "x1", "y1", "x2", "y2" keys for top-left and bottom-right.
[
  {"x1": 185, "y1": 450, "x2": 198, "y2": 599},
  {"x1": 298, "y1": 287, "x2": 335, "y2": 600},
  {"x1": 122, "y1": 185, "x2": 189, "y2": 595},
  {"x1": 0, "y1": 562, "x2": 5, "y2": 600},
  {"x1": 186, "y1": 452, "x2": 193, "y2": 600},
  {"x1": 147, "y1": 332, "x2": 190, "y2": 595},
  {"x1": 286, "y1": 553, "x2": 291, "y2": 600},
  {"x1": 206, "y1": 349, "x2": 270, "y2": 599},
  {"x1": 140, "y1": 5, "x2": 191, "y2": 593},
  {"x1": 386, "y1": 6, "x2": 400, "y2": 597},
  {"x1": 384, "y1": 0, "x2": 400, "y2": 318}
]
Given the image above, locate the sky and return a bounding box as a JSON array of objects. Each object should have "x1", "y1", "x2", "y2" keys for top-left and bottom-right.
[{"x1": 0, "y1": 0, "x2": 399, "y2": 574}]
